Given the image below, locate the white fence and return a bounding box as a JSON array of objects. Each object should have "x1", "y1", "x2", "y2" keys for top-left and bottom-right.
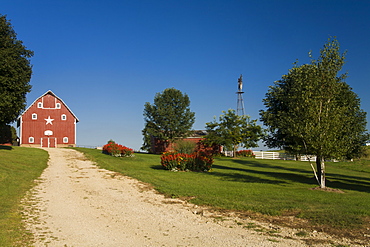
[
  {"x1": 254, "y1": 151, "x2": 282, "y2": 160},
  {"x1": 222, "y1": 150, "x2": 341, "y2": 162},
  {"x1": 223, "y1": 151, "x2": 234, "y2": 157},
  {"x1": 253, "y1": 151, "x2": 317, "y2": 161}
]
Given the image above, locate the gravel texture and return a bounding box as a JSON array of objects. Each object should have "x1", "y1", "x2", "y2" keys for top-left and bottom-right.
[{"x1": 21, "y1": 148, "x2": 364, "y2": 246}]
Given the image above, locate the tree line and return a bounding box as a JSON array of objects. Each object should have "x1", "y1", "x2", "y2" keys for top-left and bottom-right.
[{"x1": 142, "y1": 38, "x2": 369, "y2": 189}]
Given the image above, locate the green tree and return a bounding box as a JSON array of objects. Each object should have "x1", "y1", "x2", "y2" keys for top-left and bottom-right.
[
  {"x1": 205, "y1": 109, "x2": 263, "y2": 157},
  {"x1": 260, "y1": 38, "x2": 369, "y2": 188},
  {"x1": 142, "y1": 88, "x2": 195, "y2": 152},
  {"x1": 0, "y1": 14, "x2": 33, "y2": 125},
  {"x1": 0, "y1": 124, "x2": 17, "y2": 144}
]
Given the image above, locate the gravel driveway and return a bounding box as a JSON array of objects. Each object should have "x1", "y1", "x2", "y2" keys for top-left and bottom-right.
[{"x1": 21, "y1": 148, "x2": 355, "y2": 246}]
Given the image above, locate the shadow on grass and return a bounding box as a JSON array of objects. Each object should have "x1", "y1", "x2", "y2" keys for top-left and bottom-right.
[
  {"x1": 151, "y1": 165, "x2": 165, "y2": 170},
  {"x1": 0, "y1": 145, "x2": 12, "y2": 150},
  {"x1": 209, "y1": 168, "x2": 289, "y2": 184},
  {"x1": 235, "y1": 159, "x2": 370, "y2": 193},
  {"x1": 210, "y1": 158, "x2": 370, "y2": 193},
  {"x1": 211, "y1": 163, "x2": 316, "y2": 186},
  {"x1": 326, "y1": 175, "x2": 370, "y2": 193},
  {"x1": 232, "y1": 158, "x2": 312, "y2": 175}
]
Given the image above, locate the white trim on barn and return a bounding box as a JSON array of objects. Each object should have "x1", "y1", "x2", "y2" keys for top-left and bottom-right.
[{"x1": 18, "y1": 90, "x2": 79, "y2": 123}]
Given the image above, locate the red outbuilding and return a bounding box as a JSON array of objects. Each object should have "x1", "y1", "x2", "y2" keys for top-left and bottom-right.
[
  {"x1": 150, "y1": 130, "x2": 221, "y2": 154},
  {"x1": 17, "y1": 90, "x2": 79, "y2": 148}
]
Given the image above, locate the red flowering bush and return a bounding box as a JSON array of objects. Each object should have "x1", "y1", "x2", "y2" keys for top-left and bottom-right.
[
  {"x1": 120, "y1": 146, "x2": 134, "y2": 157},
  {"x1": 160, "y1": 151, "x2": 213, "y2": 172},
  {"x1": 103, "y1": 140, "x2": 134, "y2": 157},
  {"x1": 235, "y1": 150, "x2": 255, "y2": 158}
]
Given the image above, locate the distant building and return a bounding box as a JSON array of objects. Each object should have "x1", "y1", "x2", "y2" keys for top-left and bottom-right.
[
  {"x1": 150, "y1": 130, "x2": 220, "y2": 154},
  {"x1": 17, "y1": 90, "x2": 79, "y2": 148}
]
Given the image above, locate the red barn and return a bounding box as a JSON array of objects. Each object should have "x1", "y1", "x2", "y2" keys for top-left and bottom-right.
[{"x1": 17, "y1": 90, "x2": 79, "y2": 148}]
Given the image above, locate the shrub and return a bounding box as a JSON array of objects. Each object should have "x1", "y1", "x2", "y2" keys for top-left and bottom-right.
[
  {"x1": 196, "y1": 139, "x2": 222, "y2": 156},
  {"x1": 174, "y1": 139, "x2": 196, "y2": 154},
  {"x1": 236, "y1": 150, "x2": 255, "y2": 158},
  {"x1": 160, "y1": 151, "x2": 213, "y2": 172},
  {"x1": 120, "y1": 146, "x2": 134, "y2": 157},
  {"x1": 102, "y1": 140, "x2": 134, "y2": 157}
]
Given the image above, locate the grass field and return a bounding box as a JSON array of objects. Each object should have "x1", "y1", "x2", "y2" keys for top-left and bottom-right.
[
  {"x1": 0, "y1": 146, "x2": 49, "y2": 247},
  {"x1": 1, "y1": 145, "x2": 368, "y2": 245},
  {"x1": 75, "y1": 147, "x2": 370, "y2": 238}
]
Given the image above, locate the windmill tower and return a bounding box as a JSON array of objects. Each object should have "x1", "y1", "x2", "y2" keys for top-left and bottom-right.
[{"x1": 236, "y1": 74, "x2": 245, "y2": 116}]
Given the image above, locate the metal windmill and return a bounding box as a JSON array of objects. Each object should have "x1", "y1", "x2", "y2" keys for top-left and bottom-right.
[{"x1": 236, "y1": 74, "x2": 245, "y2": 116}]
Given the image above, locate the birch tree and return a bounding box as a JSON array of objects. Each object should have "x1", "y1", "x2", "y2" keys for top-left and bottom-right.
[{"x1": 260, "y1": 38, "x2": 369, "y2": 188}]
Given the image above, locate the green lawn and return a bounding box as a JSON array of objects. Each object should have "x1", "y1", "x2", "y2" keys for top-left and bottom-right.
[
  {"x1": 0, "y1": 146, "x2": 49, "y2": 247},
  {"x1": 2, "y1": 146, "x2": 367, "y2": 245},
  {"x1": 76, "y1": 147, "x2": 370, "y2": 235}
]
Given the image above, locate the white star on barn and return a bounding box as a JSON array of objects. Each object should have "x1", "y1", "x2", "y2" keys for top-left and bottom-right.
[{"x1": 45, "y1": 116, "x2": 54, "y2": 125}]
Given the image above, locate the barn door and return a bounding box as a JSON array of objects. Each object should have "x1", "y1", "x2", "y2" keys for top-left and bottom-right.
[
  {"x1": 41, "y1": 138, "x2": 47, "y2": 148},
  {"x1": 49, "y1": 138, "x2": 57, "y2": 148},
  {"x1": 41, "y1": 137, "x2": 57, "y2": 148}
]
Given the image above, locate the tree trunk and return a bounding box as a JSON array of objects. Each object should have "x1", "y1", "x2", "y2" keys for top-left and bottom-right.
[
  {"x1": 233, "y1": 145, "x2": 237, "y2": 158},
  {"x1": 316, "y1": 156, "x2": 326, "y2": 188}
]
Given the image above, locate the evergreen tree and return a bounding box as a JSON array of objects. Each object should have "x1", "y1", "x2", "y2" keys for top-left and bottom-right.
[
  {"x1": 260, "y1": 38, "x2": 369, "y2": 188},
  {"x1": 0, "y1": 14, "x2": 33, "y2": 125}
]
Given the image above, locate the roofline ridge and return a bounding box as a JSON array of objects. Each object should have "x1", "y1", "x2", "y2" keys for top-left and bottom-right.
[{"x1": 17, "y1": 90, "x2": 79, "y2": 122}]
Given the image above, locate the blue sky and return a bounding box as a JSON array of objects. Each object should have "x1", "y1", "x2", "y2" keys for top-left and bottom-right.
[{"x1": 3, "y1": 0, "x2": 370, "y2": 150}]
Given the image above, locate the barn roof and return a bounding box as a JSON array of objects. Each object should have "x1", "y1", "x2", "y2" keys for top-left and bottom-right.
[{"x1": 18, "y1": 90, "x2": 79, "y2": 122}]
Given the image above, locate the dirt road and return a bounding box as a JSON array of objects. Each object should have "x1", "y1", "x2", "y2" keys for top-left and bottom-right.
[{"x1": 21, "y1": 148, "x2": 351, "y2": 246}]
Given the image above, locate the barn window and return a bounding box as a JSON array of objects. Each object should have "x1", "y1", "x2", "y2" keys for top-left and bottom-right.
[
  {"x1": 63, "y1": 137, "x2": 68, "y2": 143},
  {"x1": 29, "y1": 137, "x2": 34, "y2": 143},
  {"x1": 44, "y1": 130, "x2": 53, "y2": 136},
  {"x1": 56, "y1": 103, "x2": 61, "y2": 109},
  {"x1": 61, "y1": 114, "x2": 67, "y2": 120},
  {"x1": 37, "y1": 102, "x2": 43, "y2": 108},
  {"x1": 32, "y1": 113, "x2": 37, "y2": 120}
]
